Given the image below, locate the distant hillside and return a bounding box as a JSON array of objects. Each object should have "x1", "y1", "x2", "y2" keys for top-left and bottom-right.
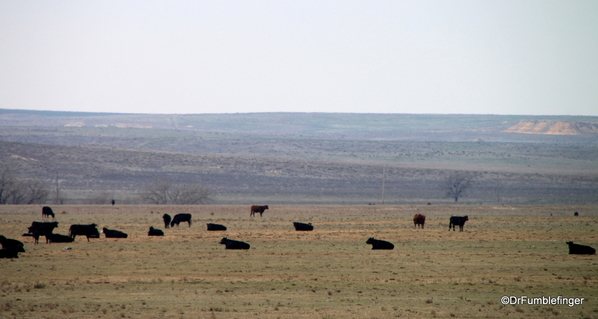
[
  {"x1": 1, "y1": 109, "x2": 598, "y2": 204},
  {"x1": 3, "y1": 108, "x2": 598, "y2": 142},
  {"x1": 504, "y1": 120, "x2": 598, "y2": 135}
]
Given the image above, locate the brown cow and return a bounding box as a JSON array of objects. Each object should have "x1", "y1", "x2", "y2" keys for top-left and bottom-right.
[
  {"x1": 250, "y1": 205, "x2": 269, "y2": 217},
  {"x1": 413, "y1": 214, "x2": 426, "y2": 229}
]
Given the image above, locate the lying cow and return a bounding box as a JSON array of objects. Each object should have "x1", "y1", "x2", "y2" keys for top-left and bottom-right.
[
  {"x1": 566, "y1": 241, "x2": 596, "y2": 255},
  {"x1": 219, "y1": 237, "x2": 250, "y2": 250},
  {"x1": 171, "y1": 213, "x2": 192, "y2": 227},
  {"x1": 0, "y1": 235, "x2": 25, "y2": 252},
  {"x1": 148, "y1": 226, "x2": 164, "y2": 236},
  {"x1": 0, "y1": 246, "x2": 22, "y2": 258},
  {"x1": 366, "y1": 237, "x2": 394, "y2": 250},
  {"x1": 42, "y1": 206, "x2": 55, "y2": 218},
  {"x1": 449, "y1": 216, "x2": 469, "y2": 231},
  {"x1": 46, "y1": 233, "x2": 74, "y2": 243},
  {"x1": 27, "y1": 221, "x2": 59, "y2": 244},
  {"x1": 293, "y1": 222, "x2": 314, "y2": 231},
  {"x1": 207, "y1": 223, "x2": 227, "y2": 231},
  {"x1": 162, "y1": 214, "x2": 172, "y2": 229},
  {"x1": 413, "y1": 214, "x2": 426, "y2": 229},
  {"x1": 103, "y1": 227, "x2": 128, "y2": 238},
  {"x1": 69, "y1": 224, "x2": 100, "y2": 241}
]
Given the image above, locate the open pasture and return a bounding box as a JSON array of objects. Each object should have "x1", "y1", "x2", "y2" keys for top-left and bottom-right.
[{"x1": 1, "y1": 204, "x2": 597, "y2": 318}]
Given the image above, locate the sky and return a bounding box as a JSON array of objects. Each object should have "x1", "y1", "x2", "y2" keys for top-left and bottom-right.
[{"x1": 1, "y1": 1, "x2": 597, "y2": 116}]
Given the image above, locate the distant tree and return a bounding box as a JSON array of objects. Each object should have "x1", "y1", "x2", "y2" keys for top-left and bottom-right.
[
  {"x1": 22, "y1": 179, "x2": 50, "y2": 204},
  {"x1": 141, "y1": 179, "x2": 213, "y2": 205},
  {"x1": 0, "y1": 165, "x2": 49, "y2": 204},
  {"x1": 443, "y1": 172, "x2": 475, "y2": 202},
  {"x1": 0, "y1": 166, "x2": 18, "y2": 204}
]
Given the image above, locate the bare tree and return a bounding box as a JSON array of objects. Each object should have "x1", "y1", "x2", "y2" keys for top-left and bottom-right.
[
  {"x1": 0, "y1": 166, "x2": 18, "y2": 204},
  {"x1": 23, "y1": 179, "x2": 50, "y2": 204},
  {"x1": 443, "y1": 172, "x2": 475, "y2": 202},
  {"x1": 141, "y1": 179, "x2": 213, "y2": 205},
  {"x1": 0, "y1": 166, "x2": 49, "y2": 204}
]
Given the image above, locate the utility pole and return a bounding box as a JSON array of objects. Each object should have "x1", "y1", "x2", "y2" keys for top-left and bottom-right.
[{"x1": 381, "y1": 167, "x2": 386, "y2": 205}]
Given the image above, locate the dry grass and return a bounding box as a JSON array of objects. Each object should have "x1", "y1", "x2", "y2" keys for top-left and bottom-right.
[{"x1": 1, "y1": 204, "x2": 597, "y2": 318}]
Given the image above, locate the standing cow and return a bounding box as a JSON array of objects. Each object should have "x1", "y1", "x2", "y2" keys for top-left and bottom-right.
[
  {"x1": 162, "y1": 214, "x2": 172, "y2": 229},
  {"x1": 69, "y1": 224, "x2": 100, "y2": 241},
  {"x1": 566, "y1": 242, "x2": 596, "y2": 255},
  {"x1": 26, "y1": 221, "x2": 59, "y2": 244},
  {"x1": 171, "y1": 213, "x2": 192, "y2": 227},
  {"x1": 449, "y1": 216, "x2": 469, "y2": 231},
  {"x1": 366, "y1": 237, "x2": 394, "y2": 250},
  {"x1": 42, "y1": 206, "x2": 55, "y2": 218},
  {"x1": 250, "y1": 205, "x2": 269, "y2": 217},
  {"x1": 413, "y1": 214, "x2": 426, "y2": 229}
]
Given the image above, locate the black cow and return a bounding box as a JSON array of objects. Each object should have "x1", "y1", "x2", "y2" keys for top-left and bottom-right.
[
  {"x1": 148, "y1": 226, "x2": 164, "y2": 236},
  {"x1": 366, "y1": 237, "x2": 394, "y2": 250},
  {"x1": 103, "y1": 227, "x2": 128, "y2": 238},
  {"x1": 0, "y1": 246, "x2": 22, "y2": 258},
  {"x1": 207, "y1": 223, "x2": 227, "y2": 231},
  {"x1": 46, "y1": 233, "x2": 74, "y2": 243},
  {"x1": 42, "y1": 206, "x2": 55, "y2": 218},
  {"x1": 162, "y1": 214, "x2": 172, "y2": 229},
  {"x1": 171, "y1": 213, "x2": 192, "y2": 227},
  {"x1": 566, "y1": 241, "x2": 596, "y2": 255},
  {"x1": 293, "y1": 222, "x2": 314, "y2": 231},
  {"x1": 449, "y1": 216, "x2": 469, "y2": 231},
  {"x1": 69, "y1": 224, "x2": 100, "y2": 241},
  {"x1": 219, "y1": 237, "x2": 250, "y2": 250},
  {"x1": 0, "y1": 235, "x2": 25, "y2": 252},
  {"x1": 250, "y1": 205, "x2": 269, "y2": 217},
  {"x1": 27, "y1": 221, "x2": 59, "y2": 244}
]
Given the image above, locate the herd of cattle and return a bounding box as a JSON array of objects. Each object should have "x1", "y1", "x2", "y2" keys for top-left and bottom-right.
[{"x1": 0, "y1": 206, "x2": 596, "y2": 258}]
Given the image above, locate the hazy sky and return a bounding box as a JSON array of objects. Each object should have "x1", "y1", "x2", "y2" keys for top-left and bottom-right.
[{"x1": 1, "y1": 1, "x2": 597, "y2": 115}]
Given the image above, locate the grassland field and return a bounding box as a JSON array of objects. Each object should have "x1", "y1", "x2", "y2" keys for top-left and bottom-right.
[{"x1": 1, "y1": 204, "x2": 597, "y2": 319}]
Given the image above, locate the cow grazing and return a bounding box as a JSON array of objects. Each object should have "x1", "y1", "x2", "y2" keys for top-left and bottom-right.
[
  {"x1": 0, "y1": 246, "x2": 22, "y2": 258},
  {"x1": 413, "y1": 214, "x2": 426, "y2": 229},
  {"x1": 148, "y1": 226, "x2": 164, "y2": 236},
  {"x1": 566, "y1": 241, "x2": 596, "y2": 255},
  {"x1": 574, "y1": 211, "x2": 579, "y2": 216},
  {"x1": 219, "y1": 237, "x2": 250, "y2": 250},
  {"x1": 42, "y1": 206, "x2": 55, "y2": 218},
  {"x1": 207, "y1": 223, "x2": 227, "y2": 231},
  {"x1": 46, "y1": 233, "x2": 74, "y2": 243},
  {"x1": 293, "y1": 222, "x2": 314, "y2": 231},
  {"x1": 103, "y1": 227, "x2": 128, "y2": 238},
  {"x1": 250, "y1": 205, "x2": 269, "y2": 217},
  {"x1": 366, "y1": 237, "x2": 394, "y2": 250},
  {"x1": 449, "y1": 216, "x2": 469, "y2": 231},
  {"x1": 69, "y1": 224, "x2": 100, "y2": 241},
  {"x1": 162, "y1": 214, "x2": 172, "y2": 229},
  {"x1": 27, "y1": 221, "x2": 59, "y2": 244},
  {"x1": 0, "y1": 235, "x2": 25, "y2": 252},
  {"x1": 171, "y1": 213, "x2": 192, "y2": 227}
]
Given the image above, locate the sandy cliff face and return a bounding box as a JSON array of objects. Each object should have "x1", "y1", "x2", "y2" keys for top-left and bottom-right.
[{"x1": 503, "y1": 121, "x2": 598, "y2": 135}]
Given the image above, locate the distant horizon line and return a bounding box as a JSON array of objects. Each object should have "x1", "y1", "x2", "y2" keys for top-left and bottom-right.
[{"x1": 1, "y1": 107, "x2": 597, "y2": 118}]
